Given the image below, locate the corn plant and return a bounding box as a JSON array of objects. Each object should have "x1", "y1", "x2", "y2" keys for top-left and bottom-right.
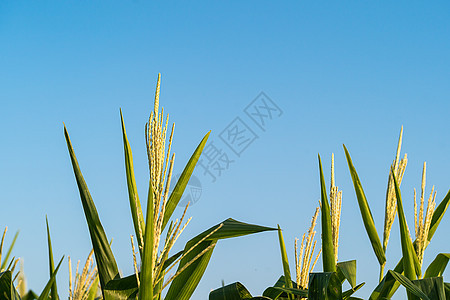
[
  {"x1": 344, "y1": 128, "x2": 450, "y2": 299},
  {"x1": 209, "y1": 155, "x2": 364, "y2": 300},
  {"x1": 209, "y1": 128, "x2": 450, "y2": 300},
  {"x1": 0, "y1": 218, "x2": 64, "y2": 300},
  {"x1": 64, "y1": 73, "x2": 275, "y2": 300}
]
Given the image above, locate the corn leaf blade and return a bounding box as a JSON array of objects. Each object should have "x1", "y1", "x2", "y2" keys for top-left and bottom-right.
[
  {"x1": 37, "y1": 256, "x2": 64, "y2": 300},
  {"x1": 120, "y1": 110, "x2": 145, "y2": 256},
  {"x1": 45, "y1": 217, "x2": 58, "y2": 300},
  {"x1": 319, "y1": 154, "x2": 336, "y2": 272},
  {"x1": 336, "y1": 260, "x2": 357, "y2": 288},
  {"x1": 388, "y1": 270, "x2": 430, "y2": 300},
  {"x1": 342, "y1": 282, "x2": 365, "y2": 300},
  {"x1": 209, "y1": 282, "x2": 253, "y2": 300},
  {"x1": 277, "y1": 225, "x2": 293, "y2": 298},
  {"x1": 424, "y1": 253, "x2": 450, "y2": 278},
  {"x1": 428, "y1": 189, "x2": 450, "y2": 241},
  {"x1": 64, "y1": 126, "x2": 120, "y2": 293},
  {"x1": 0, "y1": 271, "x2": 21, "y2": 300},
  {"x1": 343, "y1": 145, "x2": 386, "y2": 266},
  {"x1": 164, "y1": 218, "x2": 275, "y2": 300},
  {"x1": 392, "y1": 169, "x2": 419, "y2": 280},
  {"x1": 412, "y1": 277, "x2": 446, "y2": 300},
  {"x1": 0, "y1": 231, "x2": 19, "y2": 271},
  {"x1": 140, "y1": 183, "x2": 155, "y2": 300}
]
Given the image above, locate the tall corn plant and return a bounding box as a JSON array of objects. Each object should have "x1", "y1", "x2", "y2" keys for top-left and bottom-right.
[
  {"x1": 64, "y1": 74, "x2": 275, "y2": 300},
  {"x1": 344, "y1": 128, "x2": 450, "y2": 300}
]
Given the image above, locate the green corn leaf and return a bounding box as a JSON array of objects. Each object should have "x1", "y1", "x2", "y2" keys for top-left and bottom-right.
[
  {"x1": 209, "y1": 282, "x2": 253, "y2": 300},
  {"x1": 411, "y1": 277, "x2": 446, "y2": 300},
  {"x1": 262, "y1": 286, "x2": 284, "y2": 299},
  {"x1": 86, "y1": 275, "x2": 99, "y2": 300},
  {"x1": 64, "y1": 125, "x2": 120, "y2": 294},
  {"x1": 164, "y1": 218, "x2": 275, "y2": 300},
  {"x1": 0, "y1": 271, "x2": 21, "y2": 300},
  {"x1": 0, "y1": 231, "x2": 19, "y2": 271},
  {"x1": 162, "y1": 131, "x2": 210, "y2": 231},
  {"x1": 120, "y1": 110, "x2": 145, "y2": 256},
  {"x1": 103, "y1": 273, "x2": 139, "y2": 299},
  {"x1": 342, "y1": 282, "x2": 365, "y2": 300},
  {"x1": 392, "y1": 169, "x2": 419, "y2": 281},
  {"x1": 388, "y1": 270, "x2": 430, "y2": 300},
  {"x1": 263, "y1": 286, "x2": 308, "y2": 299},
  {"x1": 343, "y1": 145, "x2": 386, "y2": 266},
  {"x1": 37, "y1": 256, "x2": 64, "y2": 300},
  {"x1": 371, "y1": 190, "x2": 450, "y2": 299},
  {"x1": 336, "y1": 260, "x2": 357, "y2": 288},
  {"x1": 424, "y1": 253, "x2": 450, "y2": 278},
  {"x1": 428, "y1": 189, "x2": 450, "y2": 241},
  {"x1": 318, "y1": 154, "x2": 336, "y2": 272},
  {"x1": 262, "y1": 276, "x2": 297, "y2": 299},
  {"x1": 22, "y1": 290, "x2": 38, "y2": 300},
  {"x1": 370, "y1": 268, "x2": 400, "y2": 300},
  {"x1": 45, "y1": 217, "x2": 58, "y2": 300},
  {"x1": 308, "y1": 272, "x2": 342, "y2": 300},
  {"x1": 277, "y1": 225, "x2": 293, "y2": 291},
  {"x1": 444, "y1": 282, "x2": 450, "y2": 300},
  {"x1": 140, "y1": 182, "x2": 155, "y2": 300},
  {"x1": 162, "y1": 250, "x2": 183, "y2": 272}
]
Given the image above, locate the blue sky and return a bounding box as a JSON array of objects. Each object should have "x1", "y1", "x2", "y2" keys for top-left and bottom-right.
[{"x1": 1, "y1": 1, "x2": 450, "y2": 299}]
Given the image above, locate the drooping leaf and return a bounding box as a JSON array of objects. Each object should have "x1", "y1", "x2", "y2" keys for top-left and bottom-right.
[
  {"x1": 343, "y1": 145, "x2": 386, "y2": 266},
  {"x1": 336, "y1": 260, "x2": 357, "y2": 288},
  {"x1": 64, "y1": 126, "x2": 119, "y2": 294},
  {"x1": 37, "y1": 256, "x2": 64, "y2": 300},
  {"x1": 120, "y1": 110, "x2": 145, "y2": 256},
  {"x1": 164, "y1": 219, "x2": 275, "y2": 300},
  {"x1": 318, "y1": 154, "x2": 336, "y2": 272},
  {"x1": 45, "y1": 216, "x2": 58, "y2": 300},
  {"x1": 162, "y1": 131, "x2": 210, "y2": 231},
  {"x1": 388, "y1": 270, "x2": 430, "y2": 300},
  {"x1": 424, "y1": 253, "x2": 450, "y2": 278}
]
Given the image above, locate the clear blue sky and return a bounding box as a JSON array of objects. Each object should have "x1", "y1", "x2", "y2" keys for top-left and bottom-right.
[{"x1": 1, "y1": 1, "x2": 450, "y2": 299}]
